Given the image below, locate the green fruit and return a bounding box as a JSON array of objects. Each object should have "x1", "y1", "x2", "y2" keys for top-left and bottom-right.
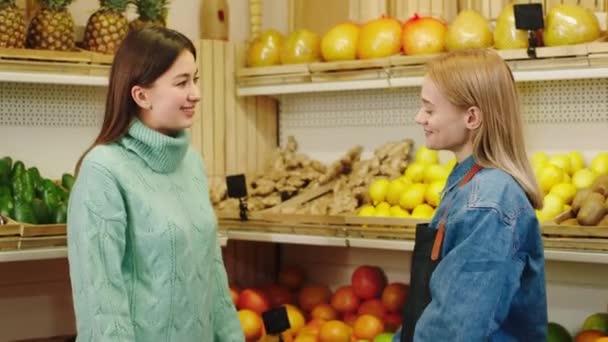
[
  {"x1": 547, "y1": 322, "x2": 572, "y2": 342},
  {"x1": 373, "y1": 333, "x2": 394, "y2": 342},
  {"x1": 582, "y1": 313, "x2": 608, "y2": 335}
]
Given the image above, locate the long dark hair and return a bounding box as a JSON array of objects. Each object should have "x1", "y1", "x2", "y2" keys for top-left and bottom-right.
[{"x1": 75, "y1": 27, "x2": 196, "y2": 174}]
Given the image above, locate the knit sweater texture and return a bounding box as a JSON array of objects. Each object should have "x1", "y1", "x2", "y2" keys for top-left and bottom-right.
[{"x1": 67, "y1": 118, "x2": 244, "y2": 341}]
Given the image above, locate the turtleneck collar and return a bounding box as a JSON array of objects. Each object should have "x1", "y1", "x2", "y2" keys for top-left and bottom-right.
[{"x1": 120, "y1": 118, "x2": 189, "y2": 173}]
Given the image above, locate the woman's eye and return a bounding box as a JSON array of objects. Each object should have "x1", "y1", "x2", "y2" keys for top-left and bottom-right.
[
  {"x1": 177, "y1": 81, "x2": 187, "y2": 87},
  {"x1": 193, "y1": 77, "x2": 200, "y2": 84}
]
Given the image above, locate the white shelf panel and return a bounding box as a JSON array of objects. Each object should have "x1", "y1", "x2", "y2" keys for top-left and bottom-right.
[
  {"x1": 347, "y1": 238, "x2": 415, "y2": 251},
  {"x1": 238, "y1": 67, "x2": 608, "y2": 97},
  {"x1": 0, "y1": 71, "x2": 108, "y2": 86},
  {"x1": 227, "y1": 231, "x2": 347, "y2": 247}
]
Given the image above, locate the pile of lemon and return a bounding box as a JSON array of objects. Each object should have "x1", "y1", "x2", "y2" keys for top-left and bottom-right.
[
  {"x1": 533, "y1": 151, "x2": 608, "y2": 223},
  {"x1": 358, "y1": 147, "x2": 455, "y2": 219}
]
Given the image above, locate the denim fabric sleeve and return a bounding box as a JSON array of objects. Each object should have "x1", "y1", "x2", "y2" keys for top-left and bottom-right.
[{"x1": 413, "y1": 207, "x2": 525, "y2": 341}]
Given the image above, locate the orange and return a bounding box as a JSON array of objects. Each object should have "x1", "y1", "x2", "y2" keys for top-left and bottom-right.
[
  {"x1": 353, "y1": 314, "x2": 384, "y2": 340},
  {"x1": 312, "y1": 303, "x2": 339, "y2": 321},
  {"x1": 294, "y1": 334, "x2": 318, "y2": 342},
  {"x1": 575, "y1": 330, "x2": 606, "y2": 342},
  {"x1": 237, "y1": 309, "x2": 263, "y2": 341},
  {"x1": 319, "y1": 320, "x2": 352, "y2": 342}
]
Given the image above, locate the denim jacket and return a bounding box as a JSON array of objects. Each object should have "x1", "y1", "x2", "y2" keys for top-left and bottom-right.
[{"x1": 396, "y1": 156, "x2": 547, "y2": 341}]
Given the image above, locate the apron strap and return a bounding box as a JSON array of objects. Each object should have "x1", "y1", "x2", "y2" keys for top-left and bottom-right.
[{"x1": 431, "y1": 164, "x2": 483, "y2": 261}]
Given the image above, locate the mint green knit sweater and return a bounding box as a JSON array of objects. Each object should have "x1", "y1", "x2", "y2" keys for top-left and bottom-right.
[{"x1": 67, "y1": 119, "x2": 244, "y2": 341}]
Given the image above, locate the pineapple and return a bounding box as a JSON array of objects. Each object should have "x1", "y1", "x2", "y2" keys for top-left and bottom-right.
[
  {"x1": 26, "y1": 0, "x2": 75, "y2": 51},
  {"x1": 83, "y1": 0, "x2": 129, "y2": 54},
  {"x1": 129, "y1": 0, "x2": 168, "y2": 32},
  {"x1": 0, "y1": 0, "x2": 26, "y2": 48}
]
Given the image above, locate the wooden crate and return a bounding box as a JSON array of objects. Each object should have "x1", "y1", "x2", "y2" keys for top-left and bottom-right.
[
  {"x1": 192, "y1": 40, "x2": 278, "y2": 178},
  {"x1": 0, "y1": 47, "x2": 113, "y2": 76},
  {"x1": 19, "y1": 236, "x2": 67, "y2": 250},
  {"x1": 541, "y1": 210, "x2": 608, "y2": 252},
  {"x1": 0, "y1": 216, "x2": 21, "y2": 237}
]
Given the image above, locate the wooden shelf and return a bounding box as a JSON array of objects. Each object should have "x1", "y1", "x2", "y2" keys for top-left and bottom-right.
[
  {"x1": 0, "y1": 71, "x2": 108, "y2": 86},
  {"x1": 236, "y1": 39, "x2": 608, "y2": 96}
]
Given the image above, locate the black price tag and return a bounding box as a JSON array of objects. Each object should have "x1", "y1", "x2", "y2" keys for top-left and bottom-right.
[
  {"x1": 514, "y1": 3, "x2": 544, "y2": 31},
  {"x1": 262, "y1": 306, "x2": 291, "y2": 335},
  {"x1": 226, "y1": 174, "x2": 248, "y2": 198}
]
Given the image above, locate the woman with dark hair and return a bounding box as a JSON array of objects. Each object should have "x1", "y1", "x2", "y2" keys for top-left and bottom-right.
[{"x1": 67, "y1": 27, "x2": 243, "y2": 341}]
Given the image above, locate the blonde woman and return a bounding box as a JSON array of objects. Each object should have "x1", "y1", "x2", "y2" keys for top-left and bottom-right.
[{"x1": 396, "y1": 49, "x2": 547, "y2": 341}]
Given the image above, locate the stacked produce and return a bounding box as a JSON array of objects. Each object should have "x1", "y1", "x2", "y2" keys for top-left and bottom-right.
[
  {"x1": 355, "y1": 146, "x2": 452, "y2": 219},
  {"x1": 233, "y1": 264, "x2": 406, "y2": 341},
  {"x1": 211, "y1": 136, "x2": 363, "y2": 213},
  {"x1": 532, "y1": 151, "x2": 608, "y2": 224},
  {"x1": 548, "y1": 313, "x2": 608, "y2": 342},
  {"x1": 0, "y1": 156, "x2": 73, "y2": 224},
  {"x1": 282, "y1": 139, "x2": 414, "y2": 216},
  {"x1": 246, "y1": 3, "x2": 604, "y2": 67}
]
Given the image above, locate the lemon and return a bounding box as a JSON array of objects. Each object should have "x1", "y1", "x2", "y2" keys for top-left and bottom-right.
[
  {"x1": 415, "y1": 146, "x2": 439, "y2": 165},
  {"x1": 369, "y1": 178, "x2": 389, "y2": 205},
  {"x1": 397, "y1": 175, "x2": 413, "y2": 186},
  {"x1": 563, "y1": 204, "x2": 571, "y2": 212},
  {"x1": 376, "y1": 202, "x2": 391, "y2": 212},
  {"x1": 399, "y1": 183, "x2": 427, "y2": 210},
  {"x1": 572, "y1": 168, "x2": 597, "y2": 189},
  {"x1": 563, "y1": 173, "x2": 571, "y2": 183},
  {"x1": 358, "y1": 205, "x2": 376, "y2": 217},
  {"x1": 567, "y1": 151, "x2": 585, "y2": 173},
  {"x1": 411, "y1": 204, "x2": 435, "y2": 219},
  {"x1": 531, "y1": 151, "x2": 550, "y2": 170},
  {"x1": 389, "y1": 205, "x2": 410, "y2": 218},
  {"x1": 404, "y1": 162, "x2": 426, "y2": 183},
  {"x1": 591, "y1": 152, "x2": 608, "y2": 175},
  {"x1": 374, "y1": 205, "x2": 391, "y2": 217},
  {"x1": 548, "y1": 154, "x2": 572, "y2": 175},
  {"x1": 443, "y1": 158, "x2": 457, "y2": 171},
  {"x1": 423, "y1": 164, "x2": 450, "y2": 184},
  {"x1": 541, "y1": 193, "x2": 566, "y2": 218},
  {"x1": 538, "y1": 165, "x2": 565, "y2": 193},
  {"x1": 425, "y1": 180, "x2": 446, "y2": 207},
  {"x1": 386, "y1": 179, "x2": 409, "y2": 205},
  {"x1": 536, "y1": 210, "x2": 551, "y2": 223},
  {"x1": 549, "y1": 182, "x2": 577, "y2": 204}
]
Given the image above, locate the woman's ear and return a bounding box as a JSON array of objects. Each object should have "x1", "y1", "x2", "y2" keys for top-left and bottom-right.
[
  {"x1": 131, "y1": 85, "x2": 152, "y2": 110},
  {"x1": 465, "y1": 106, "x2": 482, "y2": 130}
]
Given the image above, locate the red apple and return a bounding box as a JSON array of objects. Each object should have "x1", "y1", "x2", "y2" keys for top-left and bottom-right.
[
  {"x1": 381, "y1": 282, "x2": 409, "y2": 313},
  {"x1": 402, "y1": 13, "x2": 447, "y2": 55},
  {"x1": 237, "y1": 288, "x2": 270, "y2": 314},
  {"x1": 357, "y1": 299, "x2": 386, "y2": 319},
  {"x1": 357, "y1": 16, "x2": 402, "y2": 59},
  {"x1": 331, "y1": 285, "x2": 360, "y2": 313},
  {"x1": 229, "y1": 285, "x2": 240, "y2": 306},
  {"x1": 321, "y1": 22, "x2": 360, "y2": 61},
  {"x1": 278, "y1": 265, "x2": 306, "y2": 290},
  {"x1": 263, "y1": 284, "x2": 293, "y2": 307},
  {"x1": 351, "y1": 265, "x2": 387, "y2": 300},
  {"x1": 343, "y1": 312, "x2": 359, "y2": 327},
  {"x1": 383, "y1": 312, "x2": 403, "y2": 332},
  {"x1": 280, "y1": 29, "x2": 321, "y2": 64},
  {"x1": 298, "y1": 285, "x2": 332, "y2": 312}
]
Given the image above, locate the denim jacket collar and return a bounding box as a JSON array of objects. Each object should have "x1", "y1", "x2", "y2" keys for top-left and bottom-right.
[{"x1": 443, "y1": 154, "x2": 477, "y2": 196}]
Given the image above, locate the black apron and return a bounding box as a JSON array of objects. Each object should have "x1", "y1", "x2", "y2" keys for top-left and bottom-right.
[{"x1": 400, "y1": 164, "x2": 482, "y2": 342}]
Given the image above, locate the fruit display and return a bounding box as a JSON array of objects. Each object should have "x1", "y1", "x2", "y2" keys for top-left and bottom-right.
[
  {"x1": 357, "y1": 146, "x2": 452, "y2": 219},
  {"x1": 233, "y1": 264, "x2": 405, "y2": 341},
  {"x1": 26, "y1": 0, "x2": 76, "y2": 51},
  {"x1": 445, "y1": 9, "x2": 493, "y2": 51},
  {"x1": 82, "y1": 0, "x2": 129, "y2": 54},
  {"x1": 279, "y1": 29, "x2": 321, "y2": 64},
  {"x1": 544, "y1": 4, "x2": 601, "y2": 47},
  {"x1": 493, "y1": 4, "x2": 529, "y2": 50},
  {"x1": 278, "y1": 139, "x2": 414, "y2": 216},
  {"x1": 129, "y1": 0, "x2": 168, "y2": 32},
  {"x1": 211, "y1": 136, "x2": 362, "y2": 213},
  {"x1": 0, "y1": 0, "x2": 26, "y2": 48},
  {"x1": 247, "y1": 29, "x2": 284, "y2": 67},
  {"x1": 401, "y1": 14, "x2": 447, "y2": 56},
  {"x1": 0, "y1": 156, "x2": 73, "y2": 224},
  {"x1": 356, "y1": 16, "x2": 402, "y2": 59},
  {"x1": 532, "y1": 151, "x2": 608, "y2": 224}
]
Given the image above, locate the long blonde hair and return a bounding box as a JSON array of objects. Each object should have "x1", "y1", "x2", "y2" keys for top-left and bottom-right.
[{"x1": 426, "y1": 49, "x2": 542, "y2": 209}]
